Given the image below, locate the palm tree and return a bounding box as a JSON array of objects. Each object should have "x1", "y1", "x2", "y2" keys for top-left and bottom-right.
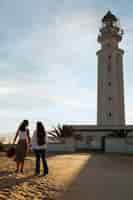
[{"x1": 48, "y1": 124, "x2": 73, "y2": 139}]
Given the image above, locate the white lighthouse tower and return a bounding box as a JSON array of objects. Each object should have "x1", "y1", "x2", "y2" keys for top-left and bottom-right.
[{"x1": 97, "y1": 11, "x2": 125, "y2": 126}]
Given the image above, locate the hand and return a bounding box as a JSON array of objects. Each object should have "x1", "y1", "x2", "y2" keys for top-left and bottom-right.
[
  {"x1": 12, "y1": 140, "x2": 15, "y2": 145},
  {"x1": 28, "y1": 144, "x2": 32, "y2": 150}
]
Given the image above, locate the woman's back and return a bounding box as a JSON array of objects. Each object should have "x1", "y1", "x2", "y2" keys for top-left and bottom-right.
[
  {"x1": 19, "y1": 130, "x2": 27, "y2": 140},
  {"x1": 37, "y1": 131, "x2": 45, "y2": 145},
  {"x1": 32, "y1": 130, "x2": 48, "y2": 149}
]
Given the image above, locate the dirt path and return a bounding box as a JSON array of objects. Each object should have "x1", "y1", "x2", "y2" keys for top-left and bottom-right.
[{"x1": 60, "y1": 153, "x2": 133, "y2": 200}]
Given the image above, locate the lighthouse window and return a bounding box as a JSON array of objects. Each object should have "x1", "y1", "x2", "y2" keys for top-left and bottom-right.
[
  {"x1": 108, "y1": 55, "x2": 112, "y2": 59},
  {"x1": 109, "y1": 112, "x2": 112, "y2": 117},
  {"x1": 108, "y1": 81, "x2": 111, "y2": 86},
  {"x1": 108, "y1": 97, "x2": 112, "y2": 101},
  {"x1": 108, "y1": 54, "x2": 111, "y2": 72}
]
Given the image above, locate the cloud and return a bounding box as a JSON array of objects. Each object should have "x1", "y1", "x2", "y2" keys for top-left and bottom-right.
[{"x1": 0, "y1": 1, "x2": 133, "y2": 133}]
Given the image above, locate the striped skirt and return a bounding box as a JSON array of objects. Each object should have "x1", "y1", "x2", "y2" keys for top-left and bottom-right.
[{"x1": 16, "y1": 140, "x2": 27, "y2": 162}]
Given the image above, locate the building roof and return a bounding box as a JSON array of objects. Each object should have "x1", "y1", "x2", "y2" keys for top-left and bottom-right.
[{"x1": 63, "y1": 125, "x2": 133, "y2": 132}]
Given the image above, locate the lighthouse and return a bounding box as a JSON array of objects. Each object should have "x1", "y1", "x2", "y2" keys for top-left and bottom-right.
[
  {"x1": 64, "y1": 11, "x2": 133, "y2": 152},
  {"x1": 97, "y1": 11, "x2": 125, "y2": 126}
]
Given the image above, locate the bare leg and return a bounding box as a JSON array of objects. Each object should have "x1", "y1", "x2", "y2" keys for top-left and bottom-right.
[
  {"x1": 16, "y1": 161, "x2": 20, "y2": 173},
  {"x1": 20, "y1": 161, "x2": 24, "y2": 173}
]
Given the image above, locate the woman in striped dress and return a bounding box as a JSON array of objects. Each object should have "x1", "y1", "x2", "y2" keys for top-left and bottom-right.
[{"x1": 13, "y1": 120, "x2": 30, "y2": 173}]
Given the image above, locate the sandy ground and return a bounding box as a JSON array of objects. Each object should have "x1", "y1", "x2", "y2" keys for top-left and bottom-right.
[
  {"x1": 0, "y1": 153, "x2": 89, "y2": 200},
  {"x1": 1, "y1": 153, "x2": 133, "y2": 200}
]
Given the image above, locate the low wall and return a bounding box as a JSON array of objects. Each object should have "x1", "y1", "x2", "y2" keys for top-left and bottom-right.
[
  {"x1": 47, "y1": 137, "x2": 133, "y2": 153},
  {"x1": 47, "y1": 143, "x2": 75, "y2": 152},
  {"x1": 75, "y1": 140, "x2": 102, "y2": 150}
]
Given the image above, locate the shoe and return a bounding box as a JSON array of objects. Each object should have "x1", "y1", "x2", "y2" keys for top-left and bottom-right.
[
  {"x1": 43, "y1": 172, "x2": 48, "y2": 176},
  {"x1": 14, "y1": 169, "x2": 19, "y2": 174},
  {"x1": 35, "y1": 173, "x2": 40, "y2": 176}
]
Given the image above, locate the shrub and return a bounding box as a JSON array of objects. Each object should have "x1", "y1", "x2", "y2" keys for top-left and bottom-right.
[
  {"x1": 48, "y1": 124, "x2": 73, "y2": 139},
  {"x1": 0, "y1": 142, "x2": 4, "y2": 152}
]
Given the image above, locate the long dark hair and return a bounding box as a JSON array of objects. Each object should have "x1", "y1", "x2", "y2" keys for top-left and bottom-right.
[
  {"x1": 19, "y1": 120, "x2": 29, "y2": 132},
  {"x1": 36, "y1": 121, "x2": 46, "y2": 145}
]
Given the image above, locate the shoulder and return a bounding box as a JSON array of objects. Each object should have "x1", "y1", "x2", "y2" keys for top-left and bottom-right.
[{"x1": 18, "y1": 130, "x2": 21, "y2": 134}]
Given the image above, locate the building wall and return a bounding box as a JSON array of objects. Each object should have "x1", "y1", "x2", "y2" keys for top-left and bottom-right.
[
  {"x1": 105, "y1": 136, "x2": 133, "y2": 153},
  {"x1": 47, "y1": 129, "x2": 133, "y2": 153},
  {"x1": 73, "y1": 131, "x2": 106, "y2": 150},
  {"x1": 105, "y1": 137, "x2": 126, "y2": 153}
]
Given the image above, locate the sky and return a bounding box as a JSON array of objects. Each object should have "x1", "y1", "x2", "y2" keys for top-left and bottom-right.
[{"x1": 0, "y1": 0, "x2": 133, "y2": 135}]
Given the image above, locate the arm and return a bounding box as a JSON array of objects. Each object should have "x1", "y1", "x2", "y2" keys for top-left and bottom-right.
[
  {"x1": 45, "y1": 132, "x2": 48, "y2": 144},
  {"x1": 26, "y1": 128, "x2": 31, "y2": 144},
  {"x1": 13, "y1": 129, "x2": 19, "y2": 144},
  {"x1": 31, "y1": 131, "x2": 36, "y2": 149}
]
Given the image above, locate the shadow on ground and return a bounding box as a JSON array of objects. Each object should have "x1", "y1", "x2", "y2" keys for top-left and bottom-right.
[{"x1": 59, "y1": 152, "x2": 133, "y2": 200}]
